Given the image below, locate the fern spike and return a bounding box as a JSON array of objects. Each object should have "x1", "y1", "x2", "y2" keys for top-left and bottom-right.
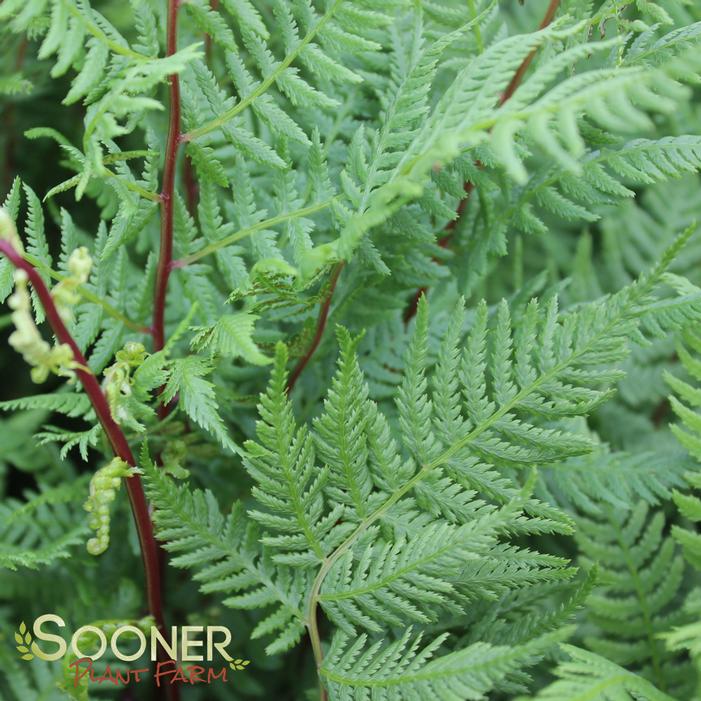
[
  {"x1": 84, "y1": 458, "x2": 139, "y2": 555},
  {"x1": 0, "y1": 212, "x2": 169, "y2": 659}
]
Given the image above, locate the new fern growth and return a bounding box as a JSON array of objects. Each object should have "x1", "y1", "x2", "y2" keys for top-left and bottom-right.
[
  {"x1": 3, "y1": 1, "x2": 701, "y2": 700},
  {"x1": 83, "y1": 457, "x2": 139, "y2": 555}
]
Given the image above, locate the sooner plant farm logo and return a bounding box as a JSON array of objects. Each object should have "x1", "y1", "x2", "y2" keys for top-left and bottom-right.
[{"x1": 14, "y1": 615, "x2": 250, "y2": 689}]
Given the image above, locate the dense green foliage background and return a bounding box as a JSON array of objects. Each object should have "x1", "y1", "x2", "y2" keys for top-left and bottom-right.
[{"x1": 3, "y1": 0, "x2": 701, "y2": 700}]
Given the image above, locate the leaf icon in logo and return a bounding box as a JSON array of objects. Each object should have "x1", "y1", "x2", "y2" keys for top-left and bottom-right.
[
  {"x1": 229, "y1": 658, "x2": 251, "y2": 671},
  {"x1": 15, "y1": 622, "x2": 34, "y2": 661}
]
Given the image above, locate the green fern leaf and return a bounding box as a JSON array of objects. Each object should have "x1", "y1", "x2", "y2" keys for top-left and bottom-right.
[
  {"x1": 142, "y1": 452, "x2": 307, "y2": 655},
  {"x1": 190, "y1": 313, "x2": 271, "y2": 366},
  {"x1": 523, "y1": 644, "x2": 675, "y2": 701},
  {"x1": 163, "y1": 356, "x2": 238, "y2": 454},
  {"x1": 322, "y1": 628, "x2": 564, "y2": 700}
]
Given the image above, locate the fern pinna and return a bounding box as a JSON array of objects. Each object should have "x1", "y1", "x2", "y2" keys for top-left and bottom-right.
[{"x1": 3, "y1": 0, "x2": 701, "y2": 700}]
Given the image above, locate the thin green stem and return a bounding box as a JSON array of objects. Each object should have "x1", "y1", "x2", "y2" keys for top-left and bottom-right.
[
  {"x1": 64, "y1": 2, "x2": 152, "y2": 62},
  {"x1": 103, "y1": 168, "x2": 162, "y2": 202},
  {"x1": 307, "y1": 616, "x2": 328, "y2": 701},
  {"x1": 182, "y1": 0, "x2": 343, "y2": 142},
  {"x1": 22, "y1": 252, "x2": 149, "y2": 333},
  {"x1": 172, "y1": 199, "x2": 334, "y2": 268},
  {"x1": 609, "y1": 507, "x2": 666, "y2": 690},
  {"x1": 467, "y1": 0, "x2": 484, "y2": 52}
]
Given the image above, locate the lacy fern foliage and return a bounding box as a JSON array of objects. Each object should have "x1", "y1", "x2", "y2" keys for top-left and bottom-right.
[{"x1": 3, "y1": 0, "x2": 701, "y2": 700}]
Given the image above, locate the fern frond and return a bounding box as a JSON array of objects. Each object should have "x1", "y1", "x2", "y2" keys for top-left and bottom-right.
[
  {"x1": 190, "y1": 312, "x2": 271, "y2": 366},
  {"x1": 0, "y1": 73, "x2": 32, "y2": 95},
  {"x1": 523, "y1": 644, "x2": 675, "y2": 701},
  {"x1": 576, "y1": 503, "x2": 688, "y2": 691},
  {"x1": 663, "y1": 325, "x2": 701, "y2": 677},
  {"x1": 496, "y1": 136, "x2": 701, "y2": 240},
  {"x1": 0, "y1": 483, "x2": 89, "y2": 570},
  {"x1": 671, "y1": 478, "x2": 701, "y2": 571},
  {"x1": 163, "y1": 356, "x2": 237, "y2": 454},
  {"x1": 183, "y1": 0, "x2": 398, "y2": 143},
  {"x1": 142, "y1": 454, "x2": 307, "y2": 655},
  {"x1": 319, "y1": 19, "x2": 693, "y2": 277},
  {"x1": 320, "y1": 511, "x2": 572, "y2": 635},
  {"x1": 541, "y1": 447, "x2": 692, "y2": 514},
  {"x1": 312, "y1": 327, "x2": 383, "y2": 521},
  {"x1": 666, "y1": 327, "x2": 701, "y2": 462},
  {"x1": 659, "y1": 589, "x2": 701, "y2": 665},
  {"x1": 0, "y1": 392, "x2": 92, "y2": 419},
  {"x1": 4, "y1": 2, "x2": 701, "y2": 697},
  {"x1": 322, "y1": 627, "x2": 563, "y2": 700},
  {"x1": 244, "y1": 343, "x2": 352, "y2": 565},
  {"x1": 34, "y1": 424, "x2": 101, "y2": 461}
]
